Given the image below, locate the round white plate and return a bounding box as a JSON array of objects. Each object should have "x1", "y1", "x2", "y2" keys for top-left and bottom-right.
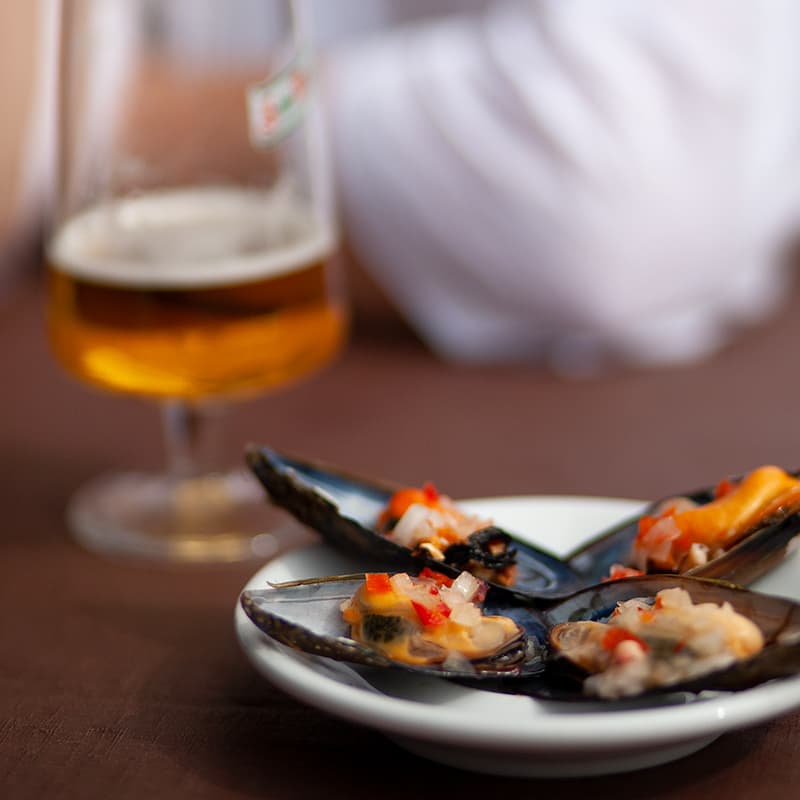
[{"x1": 234, "y1": 496, "x2": 800, "y2": 778}]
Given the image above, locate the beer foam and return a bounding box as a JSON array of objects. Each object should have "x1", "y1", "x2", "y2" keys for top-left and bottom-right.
[{"x1": 49, "y1": 185, "x2": 337, "y2": 288}]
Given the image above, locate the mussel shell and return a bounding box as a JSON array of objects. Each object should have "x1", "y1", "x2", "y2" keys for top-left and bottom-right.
[
  {"x1": 542, "y1": 575, "x2": 800, "y2": 698},
  {"x1": 246, "y1": 445, "x2": 586, "y2": 600},
  {"x1": 247, "y1": 446, "x2": 800, "y2": 603},
  {"x1": 240, "y1": 574, "x2": 549, "y2": 679},
  {"x1": 566, "y1": 478, "x2": 800, "y2": 586},
  {"x1": 240, "y1": 571, "x2": 800, "y2": 701}
]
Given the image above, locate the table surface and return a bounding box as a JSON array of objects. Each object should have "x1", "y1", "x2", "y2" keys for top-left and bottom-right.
[{"x1": 3, "y1": 267, "x2": 800, "y2": 799}]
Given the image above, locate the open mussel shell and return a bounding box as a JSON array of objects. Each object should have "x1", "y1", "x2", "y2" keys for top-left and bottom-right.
[
  {"x1": 240, "y1": 574, "x2": 549, "y2": 679},
  {"x1": 540, "y1": 575, "x2": 800, "y2": 699},
  {"x1": 565, "y1": 476, "x2": 800, "y2": 587},
  {"x1": 246, "y1": 445, "x2": 587, "y2": 600}
]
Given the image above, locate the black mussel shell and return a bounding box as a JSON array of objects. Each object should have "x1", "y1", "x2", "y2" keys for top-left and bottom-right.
[
  {"x1": 240, "y1": 571, "x2": 800, "y2": 701},
  {"x1": 240, "y1": 574, "x2": 548, "y2": 679},
  {"x1": 566, "y1": 475, "x2": 800, "y2": 586},
  {"x1": 246, "y1": 445, "x2": 586, "y2": 600},
  {"x1": 538, "y1": 575, "x2": 800, "y2": 699}
]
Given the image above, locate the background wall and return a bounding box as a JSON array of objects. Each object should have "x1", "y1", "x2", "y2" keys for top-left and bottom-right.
[{"x1": 0, "y1": 2, "x2": 42, "y2": 247}]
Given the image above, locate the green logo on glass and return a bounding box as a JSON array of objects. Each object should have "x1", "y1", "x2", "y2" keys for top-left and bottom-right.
[{"x1": 247, "y1": 54, "x2": 310, "y2": 147}]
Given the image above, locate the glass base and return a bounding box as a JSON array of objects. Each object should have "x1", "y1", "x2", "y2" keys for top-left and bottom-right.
[{"x1": 67, "y1": 469, "x2": 313, "y2": 563}]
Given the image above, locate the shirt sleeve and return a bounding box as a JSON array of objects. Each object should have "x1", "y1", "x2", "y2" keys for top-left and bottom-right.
[{"x1": 325, "y1": 0, "x2": 800, "y2": 371}]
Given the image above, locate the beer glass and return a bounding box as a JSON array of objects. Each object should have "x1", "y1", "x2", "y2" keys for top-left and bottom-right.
[{"x1": 47, "y1": 0, "x2": 346, "y2": 561}]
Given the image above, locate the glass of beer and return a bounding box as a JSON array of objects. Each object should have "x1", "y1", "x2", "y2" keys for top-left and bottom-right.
[{"x1": 47, "y1": 0, "x2": 346, "y2": 561}]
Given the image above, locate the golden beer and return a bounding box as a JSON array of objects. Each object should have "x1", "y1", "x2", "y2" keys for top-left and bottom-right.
[{"x1": 47, "y1": 186, "x2": 347, "y2": 400}]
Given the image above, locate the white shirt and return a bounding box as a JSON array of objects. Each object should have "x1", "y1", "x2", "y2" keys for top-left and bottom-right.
[{"x1": 325, "y1": 0, "x2": 800, "y2": 371}]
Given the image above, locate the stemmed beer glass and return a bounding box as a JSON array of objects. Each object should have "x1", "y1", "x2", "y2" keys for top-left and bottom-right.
[{"x1": 47, "y1": 0, "x2": 346, "y2": 561}]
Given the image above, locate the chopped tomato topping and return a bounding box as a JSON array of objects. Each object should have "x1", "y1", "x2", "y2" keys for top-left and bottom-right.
[
  {"x1": 364, "y1": 573, "x2": 393, "y2": 594},
  {"x1": 383, "y1": 484, "x2": 442, "y2": 523},
  {"x1": 422, "y1": 482, "x2": 440, "y2": 503},
  {"x1": 714, "y1": 478, "x2": 737, "y2": 499},
  {"x1": 418, "y1": 567, "x2": 453, "y2": 587},
  {"x1": 636, "y1": 515, "x2": 658, "y2": 541},
  {"x1": 672, "y1": 525, "x2": 696, "y2": 555},
  {"x1": 602, "y1": 627, "x2": 649, "y2": 652},
  {"x1": 411, "y1": 600, "x2": 451, "y2": 627},
  {"x1": 605, "y1": 564, "x2": 645, "y2": 581}
]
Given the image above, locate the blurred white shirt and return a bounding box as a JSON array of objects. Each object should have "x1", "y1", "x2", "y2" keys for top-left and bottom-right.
[{"x1": 324, "y1": 0, "x2": 800, "y2": 372}]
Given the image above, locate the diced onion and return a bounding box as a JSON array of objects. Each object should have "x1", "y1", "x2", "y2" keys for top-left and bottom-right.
[
  {"x1": 391, "y1": 504, "x2": 432, "y2": 547},
  {"x1": 633, "y1": 516, "x2": 682, "y2": 569},
  {"x1": 449, "y1": 603, "x2": 482, "y2": 627},
  {"x1": 451, "y1": 571, "x2": 481, "y2": 602},
  {"x1": 684, "y1": 542, "x2": 710, "y2": 569},
  {"x1": 390, "y1": 572, "x2": 414, "y2": 595}
]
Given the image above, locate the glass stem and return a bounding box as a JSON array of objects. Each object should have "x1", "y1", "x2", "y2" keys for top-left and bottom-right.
[{"x1": 161, "y1": 401, "x2": 228, "y2": 479}]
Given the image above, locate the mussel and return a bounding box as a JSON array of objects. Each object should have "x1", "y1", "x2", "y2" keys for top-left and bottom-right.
[
  {"x1": 240, "y1": 573, "x2": 548, "y2": 680},
  {"x1": 566, "y1": 466, "x2": 800, "y2": 587},
  {"x1": 541, "y1": 575, "x2": 800, "y2": 699},
  {"x1": 245, "y1": 445, "x2": 587, "y2": 599},
  {"x1": 246, "y1": 445, "x2": 800, "y2": 601},
  {"x1": 240, "y1": 572, "x2": 800, "y2": 701}
]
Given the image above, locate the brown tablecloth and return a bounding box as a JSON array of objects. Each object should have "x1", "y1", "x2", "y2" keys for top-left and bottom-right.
[{"x1": 3, "y1": 270, "x2": 800, "y2": 799}]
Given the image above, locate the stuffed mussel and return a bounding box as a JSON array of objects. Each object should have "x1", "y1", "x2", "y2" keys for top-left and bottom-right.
[
  {"x1": 240, "y1": 568, "x2": 547, "y2": 679},
  {"x1": 541, "y1": 575, "x2": 800, "y2": 699},
  {"x1": 246, "y1": 445, "x2": 586, "y2": 599},
  {"x1": 567, "y1": 465, "x2": 800, "y2": 587},
  {"x1": 247, "y1": 445, "x2": 800, "y2": 601},
  {"x1": 241, "y1": 570, "x2": 800, "y2": 701}
]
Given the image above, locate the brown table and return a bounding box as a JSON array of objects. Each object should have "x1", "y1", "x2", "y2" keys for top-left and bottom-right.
[{"x1": 3, "y1": 267, "x2": 800, "y2": 799}]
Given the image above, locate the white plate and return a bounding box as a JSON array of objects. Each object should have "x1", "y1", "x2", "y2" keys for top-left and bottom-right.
[{"x1": 234, "y1": 496, "x2": 800, "y2": 778}]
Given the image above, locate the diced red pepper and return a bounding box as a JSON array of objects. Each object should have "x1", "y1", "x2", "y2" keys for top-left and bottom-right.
[
  {"x1": 604, "y1": 564, "x2": 644, "y2": 581},
  {"x1": 636, "y1": 515, "x2": 658, "y2": 541},
  {"x1": 422, "y1": 482, "x2": 440, "y2": 503},
  {"x1": 602, "y1": 627, "x2": 649, "y2": 652},
  {"x1": 672, "y1": 532, "x2": 694, "y2": 554},
  {"x1": 411, "y1": 600, "x2": 451, "y2": 627},
  {"x1": 383, "y1": 485, "x2": 442, "y2": 523},
  {"x1": 714, "y1": 478, "x2": 737, "y2": 499},
  {"x1": 364, "y1": 573, "x2": 393, "y2": 594},
  {"x1": 418, "y1": 567, "x2": 453, "y2": 587}
]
